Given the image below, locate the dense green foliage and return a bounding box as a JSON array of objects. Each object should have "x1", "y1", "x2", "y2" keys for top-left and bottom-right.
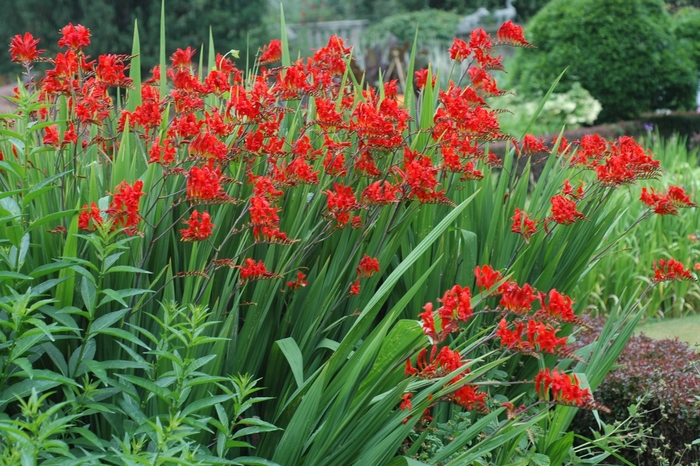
[
  {"x1": 508, "y1": 0, "x2": 697, "y2": 123},
  {"x1": 0, "y1": 0, "x2": 268, "y2": 77}
]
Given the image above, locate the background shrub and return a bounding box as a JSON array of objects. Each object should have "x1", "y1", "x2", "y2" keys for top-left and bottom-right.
[
  {"x1": 509, "y1": 0, "x2": 697, "y2": 123},
  {"x1": 574, "y1": 320, "x2": 700, "y2": 464},
  {"x1": 362, "y1": 9, "x2": 463, "y2": 45}
]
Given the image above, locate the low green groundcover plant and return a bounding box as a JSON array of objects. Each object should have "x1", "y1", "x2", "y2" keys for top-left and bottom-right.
[{"x1": 0, "y1": 12, "x2": 697, "y2": 465}]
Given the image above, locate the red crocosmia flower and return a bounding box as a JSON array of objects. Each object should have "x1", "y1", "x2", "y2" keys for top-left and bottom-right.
[
  {"x1": 324, "y1": 183, "x2": 359, "y2": 228},
  {"x1": 667, "y1": 186, "x2": 696, "y2": 207},
  {"x1": 534, "y1": 368, "x2": 607, "y2": 411},
  {"x1": 78, "y1": 202, "x2": 103, "y2": 231},
  {"x1": 58, "y1": 23, "x2": 91, "y2": 50},
  {"x1": 315, "y1": 100, "x2": 345, "y2": 128},
  {"x1": 495, "y1": 318, "x2": 525, "y2": 348},
  {"x1": 180, "y1": 210, "x2": 215, "y2": 242},
  {"x1": 449, "y1": 38, "x2": 471, "y2": 62},
  {"x1": 526, "y1": 319, "x2": 568, "y2": 354},
  {"x1": 361, "y1": 181, "x2": 401, "y2": 205},
  {"x1": 652, "y1": 259, "x2": 695, "y2": 282},
  {"x1": 562, "y1": 179, "x2": 585, "y2": 200},
  {"x1": 549, "y1": 195, "x2": 585, "y2": 225},
  {"x1": 474, "y1": 265, "x2": 502, "y2": 293},
  {"x1": 496, "y1": 20, "x2": 535, "y2": 48},
  {"x1": 356, "y1": 255, "x2": 380, "y2": 278},
  {"x1": 62, "y1": 123, "x2": 78, "y2": 146},
  {"x1": 418, "y1": 303, "x2": 438, "y2": 343},
  {"x1": 238, "y1": 258, "x2": 279, "y2": 282},
  {"x1": 349, "y1": 279, "x2": 361, "y2": 295},
  {"x1": 43, "y1": 125, "x2": 60, "y2": 147},
  {"x1": 259, "y1": 39, "x2": 282, "y2": 64},
  {"x1": 414, "y1": 69, "x2": 436, "y2": 89},
  {"x1": 437, "y1": 285, "x2": 473, "y2": 334},
  {"x1": 148, "y1": 137, "x2": 177, "y2": 165},
  {"x1": 187, "y1": 163, "x2": 226, "y2": 200},
  {"x1": 640, "y1": 185, "x2": 696, "y2": 216},
  {"x1": 498, "y1": 281, "x2": 537, "y2": 314},
  {"x1": 106, "y1": 180, "x2": 145, "y2": 233},
  {"x1": 468, "y1": 28, "x2": 493, "y2": 51},
  {"x1": 350, "y1": 215, "x2": 362, "y2": 229},
  {"x1": 400, "y1": 393, "x2": 413, "y2": 411},
  {"x1": 9, "y1": 32, "x2": 45, "y2": 64},
  {"x1": 518, "y1": 134, "x2": 548, "y2": 156},
  {"x1": 170, "y1": 47, "x2": 196, "y2": 69},
  {"x1": 695, "y1": 263, "x2": 700, "y2": 271},
  {"x1": 95, "y1": 54, "x2": 132, "y2": 88},
  {"x1": 286, "y1": 271, "x2": 308, "y2": 291},
  {"x1": 555, "y1": 136, "x2": 569, "y2": 155},
  {"x1": 452, "y1": 384, "x2": 488, "y2": 412},
  {"x1": 536, "y1": 289, "x2": 576, "y2": 324},
  {"x1": 323, "y1": 151, "x2": 347, "y2": 176},
  {"x1": 593, "y1": 136, "x2": 660, "y2": 186},
  {"x1": 511, "y1": 208, "x2": 537, "y2": 242}
]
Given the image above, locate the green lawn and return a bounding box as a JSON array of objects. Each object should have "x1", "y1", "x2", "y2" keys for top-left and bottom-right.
[{"x1": 636, "y1": 313, "x2": 700, "y2": 347}]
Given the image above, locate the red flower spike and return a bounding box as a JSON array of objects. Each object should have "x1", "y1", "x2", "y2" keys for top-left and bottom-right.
[
  {"x1": 148, "y1": 137, "x2": 177, "y2": 165},
  {"x1": 259, "y1": 39, "x2": 282, "y2": 65},
  {"x1": 356, "y1": 255, "x2": 380, "y2": 278},
  {"x1": 549, "y1": 195, "x2": 585, "y2": 225},
  {"x1": 286, "y1": 271, "x2": 308, "y2": 291},
  {"x1": 43, "y1": 125, "x2": 60, "y2": 147},
  {"x1": 652, "y1": 259, "x2": 696, "y2": 282},
  {"x1": 562, "y1": 179, "x2": 585, "y2": 200},
  {"x1": 536, "y1": 289, "x2": 576, "y2": 324},
  {"x1": 418, "y1": 303, "x2": 438, "y2": 343},
  {"x1": 495, "y1": 318, "x2": 524, "y2": 348},
  {"x1": 170, "y1": 47, "x2": 196, "y2": 69},
  {"x1": 496, "y1": 21, "x2": 535, "y2": 48},
  {"x1": 640, "y1": 185, "x2": 696, "y2": 216},
  {"x1": 58, "y1": 24, "x2": 91, "y2": 50},
  {"x1": 449, "y1": 38, "x2": 471, "y2": 62},
  {"x1": 511, "y1": 208, "x2": 537, "y2": 242},
  {"x1": 534, "y1": 368, "x2": 607, "y2": 411},
  {"x1": 9, "y1": 33, "x2": 45, "y2": 64},
  {"x1": 474, "y1": 265, "x2": 502, "y2": 293},
  {"x1": 78, "y1": 202, "x2": 103, "y2": 231},
  {"x1": 187, "y1": 163, "x2": 226, "y2": 201},
  {"x1": 238, "y1": 258, "x2": 280, "y2": 282},
  {"x1": 106, "y1": 180, "x2": 145, "y2": 234},
  {"x1": 180, "y1": 210, "x2": 215, "y2": 242},
  {"x1": 517, "y1": 134, "x2": 548, "y2": 156},
  {"x1": 594, "y1": 136, "x2": 661, "y2": 186},
  {"x1": 415, "y1": 69, "x2": 436, "y2": 89},
  {"x1": 498, "y1": 281, "x2": 537, "y2": 314},
  {"x1": 438, "y1": 285, "x2": 473, "y2": 335},
  {"x1": 451, "y1": 384, "x2": 488, "y2": 413},
  {"x1": 400, "y1": 393, "x2": 413, "y2": 411},
  {"x1": 349, "y1": 279, "x2": 361, "y2": 295}
]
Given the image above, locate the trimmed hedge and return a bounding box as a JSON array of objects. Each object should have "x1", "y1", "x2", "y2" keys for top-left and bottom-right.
[{"x1": 509, "y1": 0, "x2": 697, "y2": 123}]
